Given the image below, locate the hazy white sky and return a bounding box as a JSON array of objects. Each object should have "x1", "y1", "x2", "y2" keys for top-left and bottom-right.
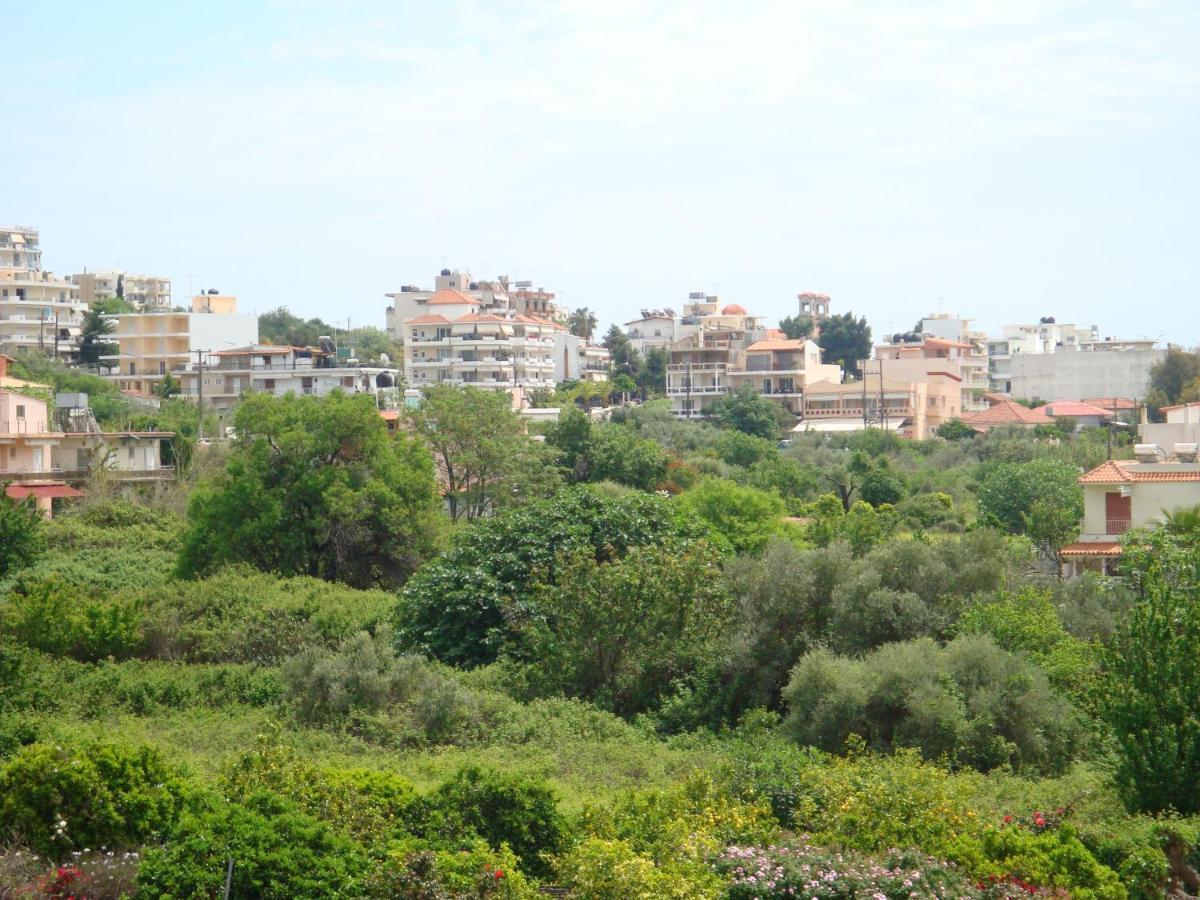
[{"x1": 10, "y1": 1, "x2": 1199, "y2": 342}]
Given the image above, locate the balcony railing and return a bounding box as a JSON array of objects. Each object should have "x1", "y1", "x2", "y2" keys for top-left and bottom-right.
[{"x1": 1107, "y1": 518, "x2": 1132, "y2": 535}]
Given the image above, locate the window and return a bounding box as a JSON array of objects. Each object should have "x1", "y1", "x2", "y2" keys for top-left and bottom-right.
[
  {"x1": 128, "y1": 447, "x2": 135, "y2": 462},
  {"x1": 15, "y1": 404, "x2": 24, "y2": 418},
  {"x1": 264, "y1": 379, "x2": 275, "y2": 391}
]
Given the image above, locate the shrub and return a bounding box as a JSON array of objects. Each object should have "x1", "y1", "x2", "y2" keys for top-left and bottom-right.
[
  {"x1": 365, "y1": 842, "x2": 538, "y2": 899},
  {"x1": 0, "y1": 495, "x2": 43, "y2": 579},
  {"x1": 1, "y1": 575, "x2": 143, "y2": 661},
  {"x1": 137, "y1": 792, "x2": 368, "y2": 898},
  {"x1": 420, "y1": 766, "x2": 565, "y2": 879},
  {"x1": 556, "y1": 837, "x2": 722, "y2": 899},
  {"x1": 0, "y1": 741, "x2": 186, "y2": 857},
  {"x1": 782, "y1": 635, "x2": 1081, "y2": 774},
  {"x1": 980, "y1": 821, "x2": 1125, "y2": 899},
  {"x1": 675, "y1": 479, "x2": 786, "y2": 555}
]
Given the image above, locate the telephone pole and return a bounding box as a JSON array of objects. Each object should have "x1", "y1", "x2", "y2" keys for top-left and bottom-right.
[{"x1": 194, "y1": 349, "x2": 210, "y2": 442}]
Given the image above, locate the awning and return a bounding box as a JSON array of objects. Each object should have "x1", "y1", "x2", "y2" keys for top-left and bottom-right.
[
  {"x1": 9, "y1": 232, "x2": 25, "y2": 244},
  {"x1": 793, "y1": 417, "x2": 907, "y2": 433},
  {"x1": 1060, "y1": 542, "x2": 1122, "y2": 557},
  {"x1": 5, "y1": 482, "x2": 85, "y2": 500}
]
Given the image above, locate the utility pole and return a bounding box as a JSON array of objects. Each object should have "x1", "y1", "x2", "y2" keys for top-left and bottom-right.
[
  {"x1": 53, "y1": 310, "x2": 60, "y2": 359},
  {"x1": 194, "y1": 349, "x2": 210, "y2": 442},
  {"x1": 686, "y1": 361, "x2": 693, "y2": 419},
  {"x1": 861, "y1": 361, "x2": 868, "y2": 428},
  {"x1": 878, "y1": 356, "x2": 886, "y2": 432}
]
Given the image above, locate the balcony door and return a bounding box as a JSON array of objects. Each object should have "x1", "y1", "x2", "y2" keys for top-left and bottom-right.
[{"x1": 1105, "y1": 492, "x2": 1132, "y2": 534}]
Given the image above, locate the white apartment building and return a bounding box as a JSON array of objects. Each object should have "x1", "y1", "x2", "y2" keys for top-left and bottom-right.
[
  {"x1": 550, "y1": 331, "x2": 611, "y2": 382},
  {"x1": 72, "y1": 269, "x2": 171, "y2": 310},
  {"x1": 175, "y1": 345, "x2": 401, "y2": 413},
  {"x1": 665, "y1": 302, "x2": 768, "y2": 419},
  {"x1": 986, "y1": 320, "x2": 1098, "y2": 393},
  {"x1": 917, "y1": 314, "x2": 989, "y2": 411},
  {"x1": 625, "y1": 310, "x2": 692, "y2": 357},
  {"x1": 1007, "y1": 338, "x2": 1164, "y2": 404},
  {"x1": 404, "y1": 296, "x2": 558, "y2": 394},
  {"x1": 0, "y1": 227, "x2": 84, "y2": 358}
]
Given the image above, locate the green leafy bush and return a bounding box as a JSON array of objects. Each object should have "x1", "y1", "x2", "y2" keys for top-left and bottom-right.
[
  {"x1": 1, "y1": 575, "x2": 143, "y2": 661},
  {"x1": 675, "y1": 478, "x2": 788, "y2": 555},
  {"x1": 0, "y1": 741, "x2": 186, "y2": 857}
]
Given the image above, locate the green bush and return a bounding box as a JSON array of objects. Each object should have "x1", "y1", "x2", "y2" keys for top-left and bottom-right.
[
  {"x1": 366, "y1": 841, "x2": 538, "y2": 899},
  {"x1": 0, "y1": 741, "x2": 186, "y2": 857},
  {"x1": 137, "y1": 792, "x2": 368, "y2": 899},
  {"x1": 675, "y1": 478, "x2": 787, "y2": 555},
  {"x1": 420, "y1": 766, "x2": 565, "y2": 878},
  {"x1": 980, "y1": 822, "x2": 1125, "y2": 899},
  {"x1": 556, "y1": 837, "x2": 722, "y2": 899},
  {"x1": 1, "y1": 575, "x2": 143, "y2": 661},
  {"x1": 0, "y1": 494, "x2": 44, "y2": 579}
]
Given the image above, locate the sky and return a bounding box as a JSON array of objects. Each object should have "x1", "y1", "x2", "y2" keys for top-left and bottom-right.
[{"x1": 9, "y1": 0, "x2": 1199, "y2": 342}]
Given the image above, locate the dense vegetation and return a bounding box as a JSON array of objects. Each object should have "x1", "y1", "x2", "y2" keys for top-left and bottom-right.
[{"x1": 2, "y1": 386, "x2": 1198, "y2": 898}]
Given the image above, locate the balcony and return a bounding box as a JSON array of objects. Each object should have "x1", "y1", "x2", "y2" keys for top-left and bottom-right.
[{"x1": 1107, "y1": 518, "x2": 1132, "y2": 535}]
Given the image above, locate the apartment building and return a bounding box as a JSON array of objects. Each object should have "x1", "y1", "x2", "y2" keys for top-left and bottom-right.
[
  {"x1": 175, "y1": 345, "x2": 401, "y2": 413},
  {"x1": 1007, "y1": 338, "x2": 1164, "y2": 404},
  {"x1": 986, "y1": 320, "x2": 1098, "y2": 393},
  {"x1": 726, "y1": 339, "x2": 842, "y2": 417},
  {"x1": 0, "y1": 227, "x2": 84, "y2": 358},
  {"x1": 625, "y1": 311, "x2": 690, "y2": 357},
  {"x1": 105, "y1": 296, "x2": 258, "y2": 394},
  {"x1": 549, "y1": 331, "x2": 612, "y2": 383},
  {"x1": 877, "y1": 333, "x2": 982, "y2": 414},
  {"x1": 1061, "y1": 444, "x2": 1200, "y2": 575},
  {"x1": 798, "y1": 368, "x2": 961, "y2": 440},
  {"x1": 386, "y1": 269, "x2": 553, "y2": 344},
  {"x1": 665, "y1": 302, "x2": 769, "y2": 419},
  {"x1": 1142, "y1": 401, "x2": 1200, "y2": 449},
  {"x1": 916, "y1": 315, "x2": 989, "y2": 411},
  {"x1": 404, "y1": 308, "x2": 558, "y2": 394},
  {"x1": 72, "y1": 269, "x2": 171, "y2": 310}
]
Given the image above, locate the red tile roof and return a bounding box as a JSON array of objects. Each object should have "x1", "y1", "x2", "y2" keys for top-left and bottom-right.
[
  {"x1": 1034, "y1": 400, "x2": 1113, "y2": 418},
  {"x1": 1079, "y1": 459, "x2": 1200, "y2": 484},
  {"x1": 6, "y1": 482, "x2": 85, "y2": 500},
  {"x1": 1083, "y1": 397, "x2": 1137, "y2": 411},
  {"x1": 1060, "y1": 542, "x2": 1122, "y2": 557},
  {"x1": 426, "y1": 288, "x2": 480, "y2": 306},
  {"x1": 960, "y1": 395, "x2": 1046, "y2": 429},
  {"x1": 405, "y1": 314, "x2": 451, "y2": 325}
]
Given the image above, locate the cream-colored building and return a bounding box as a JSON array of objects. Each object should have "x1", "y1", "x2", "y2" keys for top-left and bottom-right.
[
  {"x1": 72, "y1": 269, "x2": 172, "y2": 310},
  {"x1": 1062, "y1": 447, "x2": 1200, "y2": 575},
  {"x1": 875, "y1": 336, "x2": 976, "y2": 416},
  {"x1": 105, "y1": 304, "x2": 258, "y2": 394},
  {"x1": 0, "y1": 226, "x2": 84, "y2": 357},
  {"x1": 726, "y1": 338, "x2": 842, "y2": 417},
  {"x1": 797, "y1": 368, "x2": 962, "y2": 440}
]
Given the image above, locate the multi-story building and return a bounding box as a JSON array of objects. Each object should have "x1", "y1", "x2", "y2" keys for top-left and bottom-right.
[
  {"x1": 797, "y1": 368, "x2": 962, "y2": 440},
  {"x1": 665, "y1": 302, "x2": 768, "y2": 419},
  {"x1": 1061, "y1": 444, "x2": 1200, "y2": 575},
  {"x1": 386, "y1": 269, "x2": 535, "y2": 345},
  {"x1": 1006, "y1": 338, "x2": 1165, "y2": 404},
  {"x1": 403, "y1": 306, "x2": 558, "y2": 395},
  {"x1": 72, "y1": 269, "x2": 172, "y2": 310},
  {"x1": 916, "y1": 314, "x2": 989, "y2": 411},
  {"x1": 104, "y1": 296, "x2": 258, "y2": 394},
  {"x1": 549, "y1": 331, "x2": 611, "y2": 382},
  {"x1": 175, "y1": 345, "x2": 401, "y2": 413},
  {"x1": 0, "y1": 227, "x2": 84, "y2": 358},
  {"x1": 726, "y1": 338, "x2": 842, "y2": 417},
  {"x1": 625, "y1": 310, "x2": 690, "y2": 358}
]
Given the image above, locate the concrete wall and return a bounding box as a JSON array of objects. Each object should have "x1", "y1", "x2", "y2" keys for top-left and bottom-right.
[
  {"x1": 1009, "y1": 348, "x2": 1165, "y2": 402},
  {"x1": 1083, "y1": 481, "x2": 1200, "y2": 534}
]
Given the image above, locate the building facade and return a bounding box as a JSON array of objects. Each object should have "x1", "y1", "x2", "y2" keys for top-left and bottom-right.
[
  {"x1": 404, "y1": 309, "x2": 558, "y2": 395},
  {"x1": 797, "y1": 368, "x2": 961, "y2": 440},
  {"x1": 0, "y1": 227, "x2": 84, "y2": 358},
  {"x1": 726, "y1": 338, "x2": 841, "y2": 417},
  {"x1": 1006, "y1": 340, "x2": 1165, "y2": 404},
  {"x1": 72, "y1": 270, "x2": 172, "y2": 310}
]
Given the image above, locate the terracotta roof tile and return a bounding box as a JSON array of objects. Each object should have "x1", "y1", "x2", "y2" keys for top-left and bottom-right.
[
  {"x1": 405, "y1": 314, "x2": 451, "y2": 325},
  {"x1": 1034, "y1": 400, "x2": 1113, "y2": 418},
  {"x1": 1060, "y1": 542, "x2": 1122, "y2": 557},
  {"x1": 426, "y1": 288, "x2": 480, "y2": 306},
  {"x1": 1079, "y1": 459, "x2": 1200, "y2": 484}
]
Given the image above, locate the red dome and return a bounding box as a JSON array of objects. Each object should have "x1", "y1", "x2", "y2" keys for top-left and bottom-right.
[{"x1": 720, "y1": 303, "x2": 748, "y2": 315}]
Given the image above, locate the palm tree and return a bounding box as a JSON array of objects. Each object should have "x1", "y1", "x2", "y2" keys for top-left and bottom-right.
[
  {"x1": 567, "y1": 307, "x2": 599, "y2": 341},
  {"x1": 1163, "y1": 504, "x2": 1200, "y2": 537}
]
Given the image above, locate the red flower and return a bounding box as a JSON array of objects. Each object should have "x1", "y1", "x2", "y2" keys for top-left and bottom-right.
[
  {"x1": 494, "y1": 869, "x2": 505, "y2": 879},
  {"x1": 1003, "y1": 815, "x2": 1012, "y2": 824}
]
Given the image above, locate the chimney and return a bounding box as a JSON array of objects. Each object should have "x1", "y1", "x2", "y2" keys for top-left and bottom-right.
[
  {"x1": 1175, "y1": 443, "x2": 1199, "y2": 463},
  {"x1": 1134, "y1": 444, "x2": 1160, "y2": 463}
]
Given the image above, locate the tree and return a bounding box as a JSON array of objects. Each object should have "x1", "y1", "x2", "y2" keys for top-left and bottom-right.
[
  {"x1": 602, "y1": 325, "x2": 641, "y2": 378},
  {"x1": 779, "y1": 314, "x2": 815, "y2": 340},
  {"x1": 0, "y1": 493, "x2": 44, "y2": 578},
  {"x1": 976, "y1": 458, "x2": 1083, "y2": 536},
  {"x1": 394, "y1": 487, "x2": 715, "y2": 667},
  {"x1": 637, "y1": 346, "x2": 668, "y2": 395},
  {"x1": 1103, "y1": 535, "x2": 1200, "y2": 814},
  {"x1": 567, "y1": 307, "x2": 599, "y2": 341},
  {"x1": 859, "y1": 459, "x2": 905, "y2": 507},
  {"x1": 258, "y1": 306, "x2": 335, "y2": 347},
  {"x1": 114, "y1": 273, "x2": 124, "y2": 300},
  {"x1": 544, "y1": 413, "x2": 668, "y2": 490},
  {"x1": 1023, "y1": 498, "x2": 1080, "y2": 571},
  {"x1": 177, "y1": 391, "x2": 442, "y2": 588},
  {"x1": 78, "y1": 307, "x2": 118, "y2": 366},
  {"x1": 708, "y1": 382, "x2": 792, "y2": 439},
  {"x1": 1148, "y1": 347, "x2": 1200, "y2": 408},
  {"x1": 676, "y1": 478, "x2": 787, "y2": 555},
  {"x1": 153, "y1": 371, "x2": 181, "y2": 399},
  {"x1": 935, "y1": 418, "x2": 976, "y2": 441},
  {"x1": 816, "y1": 312, "x2": 872, "y2": 377},
  {"x1": 406, "y1": 384, "x2": 562, "y2": 520}
]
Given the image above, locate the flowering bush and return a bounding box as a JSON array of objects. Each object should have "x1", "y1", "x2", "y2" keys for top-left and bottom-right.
[
  {"x1": 981, "y1": 819, "x2": 1124, "y2": 900},
  {"x1": 555, "y1": 837, "x2": 723, "y2": 900},
  {"x1": 715, "y1": 840, "x2": 1061, "y2": 899},
  {"x1": 363, "y1": 841, "x2": 537, "y2": 899},
  {"x1": 0, "y1": 848, "x2": 140, "y2": 900}
]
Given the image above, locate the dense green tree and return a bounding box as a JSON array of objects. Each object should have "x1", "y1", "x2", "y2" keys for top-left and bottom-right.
[
  {"x1": 976, "y1": 458, "x2": 1082, "y2": 537},
  {"x1": 778, "y1": 314, "x2": 816, "y2": 340},
  {"x1": 602, "y1": 324, "x2": 641, "y2": 378},
  {"x1": 1103, "y1": 534, "x2": 1200, "y2": 814},
  {"x1": 859, "y1": 459, "x2": 905, "y2": 507},
  {"x1": 1147, "y1": 346, "x2": 1200, "y2": 408},
  {"x1": 153, "y1": 371, "x2": 181, "y2": 399},
  {"x1": 0, "y1": 494, "x2": 44, "y2": 579},
  {"x1": 178, "y1": 391, "x2": 442, "y2": 588},
  {"x1": 544, "y1": 411, "x2": 668, "y2": 491},
  {"x1": 78, "y1": 307, "x2": 118, "y2": 366},
  {"x1": 407, "y1": 384, "x2": 562, "y2": 520},
  {"x1": 676, "y1": 478, "x2": 787, "y2": 555},
  {"x1": 395, "y1": 487, "x2": 714, "y2": 667},
  {"x1": 936, "y1": 418, "x2": 977, "y2": 441},
  {"x1": 567, "y1": 307, "x2": 599, "y2": 341},
  {"x1": 816, "y1": 312, "x2": 872, "y2": 377},
  {"x1": 523, "y1": 541, "x2": 729, "y2": 716},
  {"x1": 709, "y1": 382, "x2": 792, "y2": 439},
  {"x1": 258, "y1": 306, "x2": 335, "y2": 347},
  {"x1": 637, "y1": 346, "x2": 668, "y2": 395}
]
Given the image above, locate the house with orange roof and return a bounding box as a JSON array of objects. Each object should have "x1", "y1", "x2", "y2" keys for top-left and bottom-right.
[
  {"x1": 960, "y1": 394, "x2": 1048, "y2": 432},
  {"x1": 1031, "y1": 400, "x2": 1113, "y2": 430},
  {"x1": 1062, "y1": 445, "x2": 1200, "y2": 575},
  {"x1": 404, "y1": 310, "x2": 557, "y2": 395}
]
